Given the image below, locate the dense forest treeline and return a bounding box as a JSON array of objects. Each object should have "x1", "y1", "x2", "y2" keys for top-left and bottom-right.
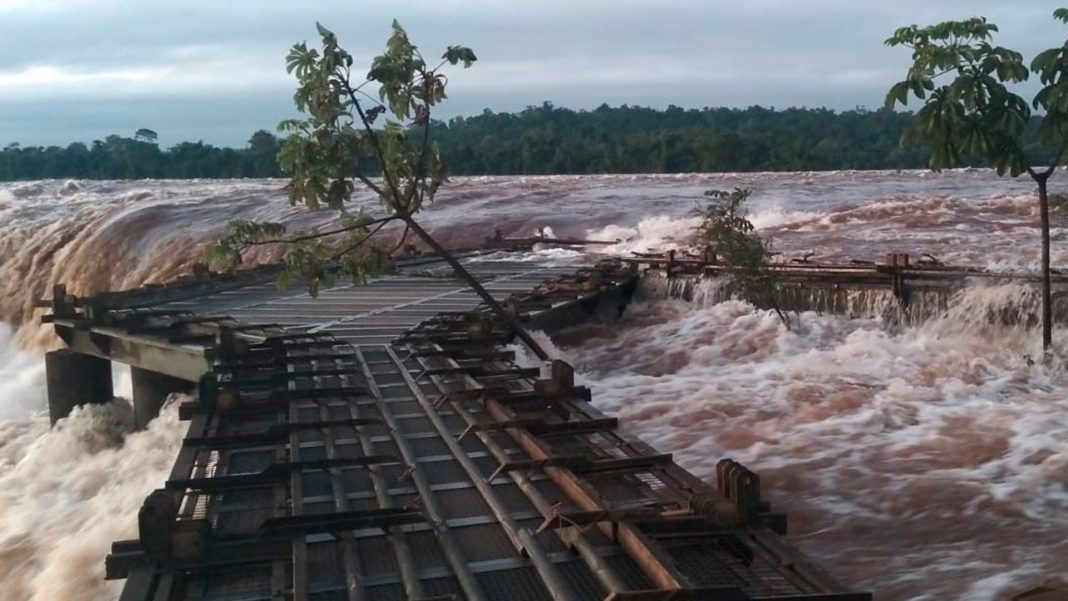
[{"x1": 0, "y1": 103, "x2": 1060, "y2": 180}]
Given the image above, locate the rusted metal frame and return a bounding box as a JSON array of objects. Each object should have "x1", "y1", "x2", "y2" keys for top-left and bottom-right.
[
  {"x1": 183, "y1": 418, "x2": 382, "y2": 447},
  {"x1": 54, "y1": 322, "x2": 212, "y2": 382},
  {"x1": 113, "y1": 563, "x2": 162, "y2": 601},
  {"x1": 165, "y1": 455, "x2": 400, "y2": 492},
  {"x1": 271, "y1": 556, "x2": 289, "y2": 601},
  {"x1": 746, "y1": 529, "x2": 870, "y2": 598},
  {"x1": 612, "y1": 441, "x2": 767, "y2": 529},
  {"x1": 164, "y1": 415, "x2": 207, "y2": 510},
  {"x1": 503, "y1": 378, "x2": 732, "y2": 525},
  {"x1": 251, "y1": 333, "x2": 339, "y2": 347},
  {"x1": 223, "y1": 360, "x2": 365, "y2": 377},
  {"x1": 138, "y1": 382, "x2": 294, "y2": 598},
  {"x1": 415, "y1": 364, "x2": 540, "y2": 381},
  {"x1": 409, "y1": 348, "x2": 516, "y2": 362},
  {"x1": 535, "y1": 508, "x2": 663, "y2": 534},
  {"x1": 220, "y1": 366, "x2": 364, "y2": 386},
  {"x1": 126, "y1": 316, "x2": 237, "y2": 336},
  {"x1": 477, "y1": 391, "x2": 692, "y2": 591},
  {"x1": 332, "y1": 350, "x2": 426, "y2": 601},
  {"x1": 439, "y1": 380, "x2": 632, "y2": 597},
  {"x1": 353, "y1": 346, "x2": 488, "y2": 601},
  {"x1": 227, "y1": 341, "x2": 341, "y2": 359},
  {"x1": 126, "y1": 538, "x2": 287, "y2": 571},
  {"x1": 416, "y1": 343, "x2": 641, "y2": 578},
  {"x1": 61, "y1": 265, "x2": 282, "y2": 312},
  {"x1": 174, "y1": 445, "x2": 215, "y2": 522},
  {"x1": 386, "y1": 345, "x2": 580, "y2": 601},
  {"x1": 287, "y1": 400, "x2": 309, "y2": 601},
  {"x1": 215, "y1": 385, "x2": 369, "y2": 407},
  {"x1": 487, "y1": 456, "x2": 589, "y2": 481},
  {"x1": 149, "y1": 572, "x2": 178, "y2": 601},
  {"x1": 395, "y1": 332, "x2": 511, "y2": 348},
  {"x1": 84, "y1": 308, "x2": 196, "y2": 329},
  {"x1": 185, "y1": 388, "x2": 333, "y2": 420},
  {"x1": 388, "y1": 348, "x2": 598, "y2": 601},
  {"x1": 532, "y1": 417, "x2": 620, "y2": 437},
  {"x1": 296, "y1": 368, "x2": 366, "y2": 601},
  {"x1": 455, "y1": 418, "x2": 540, "y2": 440},
  {"x1": 574, "y1": 454, "x2": 675, "y2": 474},
  {"x1": 220, "y1": 353, "x2": 359, "y2": 370}
]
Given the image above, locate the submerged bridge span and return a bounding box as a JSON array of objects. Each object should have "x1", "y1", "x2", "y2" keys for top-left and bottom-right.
[{"x1": 42, "y1": 251, "x2": 871, "y2": 601}]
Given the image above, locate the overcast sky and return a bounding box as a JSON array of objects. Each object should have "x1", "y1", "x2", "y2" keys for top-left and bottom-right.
[{"x1": 0, "y1": 0, "x2": 1064, "y2": 147}]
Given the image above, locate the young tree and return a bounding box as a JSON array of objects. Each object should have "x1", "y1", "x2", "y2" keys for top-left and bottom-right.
[
  {"x1": 207, "y1": 21, "x2": 548, "y2": 359},
  {"x1": 693, "y1": 188, "x2": 789, "y2": 327},
  {"x1": 885, "y1": 11, "x2": 1068, "y2": 352}
]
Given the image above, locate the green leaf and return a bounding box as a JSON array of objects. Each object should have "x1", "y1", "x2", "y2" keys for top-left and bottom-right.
[
  {"x1": 442, "y1": 45, "x2": 478, "y2": 68},
  {"x1": 886, "y1": 81, "x2": 910, "y2": 108}
]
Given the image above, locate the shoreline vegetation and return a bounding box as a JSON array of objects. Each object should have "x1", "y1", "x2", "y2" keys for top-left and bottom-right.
[{"x1": 3, "y1": 102, "x2": 1061, "y2": 182}]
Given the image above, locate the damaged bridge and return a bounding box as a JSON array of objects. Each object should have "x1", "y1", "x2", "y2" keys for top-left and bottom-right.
[{"x1": 42, "y1": 250, "x2": 871, "y2": 601}]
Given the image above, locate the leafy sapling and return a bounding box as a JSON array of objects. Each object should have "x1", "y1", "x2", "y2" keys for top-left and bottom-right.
[
  {"x1": 886, "y1": 10, "x2": 1068, "y2": 352},
  {"x1": 694, "y1": 188, "x2": 789, "y2": 327},
  {"x1": 207, "y1": 21, "x2": 549, "y2": 359}
]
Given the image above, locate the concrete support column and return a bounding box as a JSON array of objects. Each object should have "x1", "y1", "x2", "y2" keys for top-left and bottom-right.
[
  {"x1": 132, "y1": 367, "x2": 194, "y2": 429},
  {"x1": 46, "y1": 349, "x2": 113, "y2": 426}
]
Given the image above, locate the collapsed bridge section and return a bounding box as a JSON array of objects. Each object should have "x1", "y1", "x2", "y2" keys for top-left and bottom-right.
[
  {"x1": 632, "y1": 251, "x2": 1068, "y2": 324},
  {"x1": 42, "y1": 252, "x2": 872, "y2": 601}
]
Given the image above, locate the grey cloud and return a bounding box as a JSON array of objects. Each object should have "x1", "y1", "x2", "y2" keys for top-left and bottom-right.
[{"x1": 1, "y1": 0, "x2": 1065, "y2": 146}]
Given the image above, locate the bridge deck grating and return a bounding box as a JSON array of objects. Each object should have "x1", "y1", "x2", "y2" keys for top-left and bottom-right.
[{"x1": 41, "y1": 255, "x2": 871, "y2": 601}]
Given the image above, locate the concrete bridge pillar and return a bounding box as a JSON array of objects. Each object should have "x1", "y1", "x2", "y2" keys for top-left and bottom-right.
[
  {"x1": 131, "y1": 367, "x2": 194, "y2": 430},
  {"x1": 46, "y1": 349, "x2": 113, "y2": 425}
]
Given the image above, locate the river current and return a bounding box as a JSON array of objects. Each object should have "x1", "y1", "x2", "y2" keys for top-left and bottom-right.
[{"x1": 0, "y1": 170, "x2": 1064, "y2": 601}]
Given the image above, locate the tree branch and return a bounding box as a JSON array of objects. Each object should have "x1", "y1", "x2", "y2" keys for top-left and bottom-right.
[
  {"x1": 341, "y1": 77, "x2": 407, "y2": 215},
  {"x1": 328, "y1": 115, "x2": 386, "y2": 199},
  {"x1": 415, "y1": 71, "x2": 434, "y2": 210},
  {"x1": 1044, "y1": 138, "x2": 1068, "y2": 176},
  {"x1": 329, "y1": 218, "x2": 393, "y2": 260},
  {"x1": 354, "y1": 173, "x2": 385, "y2": 198},
  {"x1": 385, "y1": 223, "x2": 411, "y2": 256}
]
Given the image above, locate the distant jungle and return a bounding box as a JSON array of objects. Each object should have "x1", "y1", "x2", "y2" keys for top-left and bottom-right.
[{"x1": 1, "y1": 103, "x2": 1059, "y2": 180}]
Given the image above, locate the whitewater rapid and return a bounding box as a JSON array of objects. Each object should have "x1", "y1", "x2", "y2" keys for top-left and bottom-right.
[
  {"x1": 0, "y1": 335, "x2": 187, "y2": 601},
  {"x1": 551, "y1": 280, "x2": 1068, "y2": 601},
  {"x1": 1, "y1": 171, "x2": 1066, "y2": 601}
]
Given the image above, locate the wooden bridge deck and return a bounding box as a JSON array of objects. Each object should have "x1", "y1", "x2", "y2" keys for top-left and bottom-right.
[{"x1": 43, "y1": 251, "x2": 872, "y2": 601}]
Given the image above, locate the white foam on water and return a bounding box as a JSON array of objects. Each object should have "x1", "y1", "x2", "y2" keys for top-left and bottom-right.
[
  {"x1": 0, "y1": 396, "x2": 187, "y2": 601},
  {"x1": 748, "y1": 204, "x2": 817, "y2": 229},
  {"x1": 0, "y1": 324, "x2": 46, "y2": 421},
  {"x1": 0, "y1": 314, "x2": 184, "y2": 601},
  {"x1": 555, "y1": 295, "x2": 1068, "y2": 601},
  {"x1": 585, "y1": 214, "x2": 701, "y2": 255}
]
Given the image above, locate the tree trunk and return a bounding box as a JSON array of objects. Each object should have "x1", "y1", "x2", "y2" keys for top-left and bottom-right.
[
  {"x1": 1038, "y1": 177, "x2": 1053, "y2": 353},
  {"x1": 401, "y1": 216, "x2": 550, "y2": 361}
]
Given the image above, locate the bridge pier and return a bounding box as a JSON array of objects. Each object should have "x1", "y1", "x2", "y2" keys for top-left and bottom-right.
[
  {"x1": 131, "y1": 368, "x2": 194, "y2": 430},
  {"x1": 46, "y1": 349, "x2": 113, "y2": 425}
]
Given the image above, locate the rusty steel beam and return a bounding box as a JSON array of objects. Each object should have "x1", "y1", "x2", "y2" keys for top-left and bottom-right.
[
  {"x1": 352, "y1": 347, "x2": 488, "y2": 601},
  {"x1": 55, "y1": 321, "x2": 211, "y2": 382},
  {"x1": 476, "y1": 394, "x2": 690, "y2": 591},
  {"x1": 382, "y1": 346, "x2": 582, "y2": 601},
  {"x1": 444, "y1": 394, "x2": 632, "y2": 597}
]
